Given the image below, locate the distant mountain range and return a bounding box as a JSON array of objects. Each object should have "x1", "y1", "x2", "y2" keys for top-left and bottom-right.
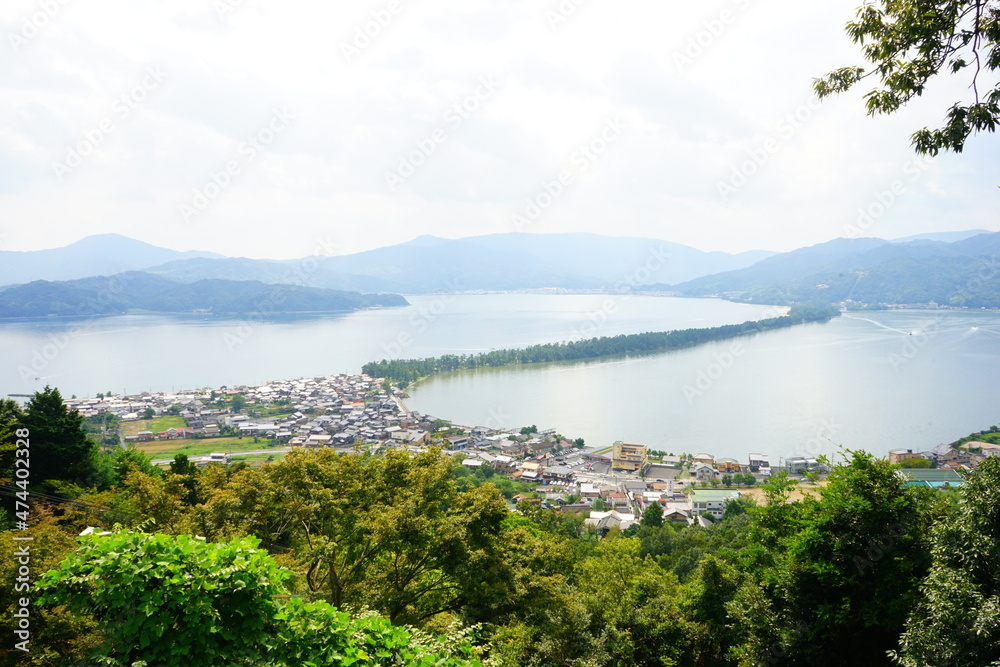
[
  {"x1": 0, "y1": 234, "x2": 222, "y2": 285},
  {"x1": 141, "y1": 233, "x2": 775, "y2": 293},
  {"x1": 889, "y1": 229, "x2": 992, "y2": 244},
  {"x1": 5, "y1": 229, "x2": 999, "y2": 312},
  {"x1": 666, "y1": 232, "x2": 1000, "y2": 307},
  {"x1": 0, "y1": 273, "x2": 407, "y2": 318},
  {"x1": 1, "y1": 232, "x2": 775, "y2": 293}
]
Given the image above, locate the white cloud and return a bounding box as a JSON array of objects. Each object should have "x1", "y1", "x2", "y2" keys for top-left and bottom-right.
[{"x1": 0, "y1": 0, "x2": 997, "y2": 258}]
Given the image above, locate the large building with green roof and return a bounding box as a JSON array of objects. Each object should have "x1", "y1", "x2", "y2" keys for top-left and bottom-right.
[
  {"x1": 899, "y1": 468, "x2": 963, "y2": 489},
  {"x1": 690, "y1": 489, "x2": 741, "y2": 518}
]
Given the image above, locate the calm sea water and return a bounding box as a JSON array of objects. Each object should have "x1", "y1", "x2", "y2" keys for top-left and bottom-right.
[{"x1": 1, "y1": 295, "x2": 997, "y2": 462}]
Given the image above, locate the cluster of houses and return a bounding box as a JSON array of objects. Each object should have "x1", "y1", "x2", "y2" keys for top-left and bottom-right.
[
  {"x1": 466, "y1": 442, "x2": 777, "y2": 528},
  {"x1": 65, "y1": 375, "x2": 434, "y2": 448},
  {"x1": 61, "y1": 374, "x2": 982, "y2": 525}
]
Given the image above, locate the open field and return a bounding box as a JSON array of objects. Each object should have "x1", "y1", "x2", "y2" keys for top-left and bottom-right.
[
  {"x1": 121, "y1": 416, "x2": 187, "y2": 436},
  {"x1": 229, "y1": 453, "x2": 284, "y2": 465},
  {"x1": 738, "y1": 481, "x2": 827, "y2": 504},
  {"x1": 134, "y1": 436, "x2": 281, "y2": 458}
]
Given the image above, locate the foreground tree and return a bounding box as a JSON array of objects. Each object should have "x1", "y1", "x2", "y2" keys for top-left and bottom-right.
[
  {"x1": 816, "y1": 0, "x2": 1000, "y2": 153},
  {"x1": 36, "y1": 530, "x2": 481, "y2": 667},
  {"x1": 20, "y1": 386, "x2": 101, "y2": 489},
  {"x1": 0, "y1": 397, "x2": 23, "y2": 486},
  {"x1": 198, "y1": 448, "x2": 509, "y2": 626},
  {"x1": 892, "y1": 455, "x2": 1000, "y2": 666},
  {"x1": 729, "y1": 451, "x2": 933, "y2": 666}
]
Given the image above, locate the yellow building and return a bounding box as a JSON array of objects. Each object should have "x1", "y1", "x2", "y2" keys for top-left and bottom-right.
[{"x1": 612, "y1": 441, "x2": 648, "y2": 472}]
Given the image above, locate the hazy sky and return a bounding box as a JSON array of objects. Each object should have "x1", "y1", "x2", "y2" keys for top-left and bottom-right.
[{"x1": 2, "y1": 0, "x2": 998, "y2": 259}]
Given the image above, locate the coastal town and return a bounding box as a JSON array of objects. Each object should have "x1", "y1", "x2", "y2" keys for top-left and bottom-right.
[{"x1": 63, "y1": 372, "x2": 982, "y2": 530}]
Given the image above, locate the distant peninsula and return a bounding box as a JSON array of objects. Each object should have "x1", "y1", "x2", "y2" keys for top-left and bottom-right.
[
  {"x1": 0, "y1": 272, "x2": 408, "y2": 318},
  {"x1": 363, "y1": 303, "x2": 840, "y2": 386}
]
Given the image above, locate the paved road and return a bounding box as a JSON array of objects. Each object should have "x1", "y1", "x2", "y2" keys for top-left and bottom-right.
[{"x1": 151, "y1": 448, "x2": 291, "y2": 466}]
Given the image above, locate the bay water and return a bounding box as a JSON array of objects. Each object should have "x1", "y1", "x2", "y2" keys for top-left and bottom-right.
[{"x1": 1, "y1": 294, "x2": 996, "y2": 462}]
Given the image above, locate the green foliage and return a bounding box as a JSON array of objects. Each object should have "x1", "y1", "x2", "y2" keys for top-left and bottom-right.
[
  {"x1": 107, "y1": 446, "x2": 159, "y2": 486},
  {"x1": 759, "y1": 469, "x2": 796, "y2": 503},
  {"x1": 170, "y1": 453, "x2": 198, "y2": 476},
  {"x1": 20, "y1": 386, "x2": 102, "y2": 489},
  {"x1": 731, "y1": 472, "x2": 756, "y2": 487},
  {"x1": 519, "y1": 425, "x2": 538, "y2": 435},
  {"x1": 721, "y1": 497, "x2": 753, "y2": 521},
  {"x1": 35, "y1": 530, "x2": 481, "y2": 667},
  {"x1": 730, "y1": 451, "x2": 933, "y2": 665},
  {"x1": 21, "y1": 436, "x2": 1000, "y2": 665},
  {"x1": 641, "y1": 503, "x2": 664, "y2": 528},
  {"x1": 0, "y1": 397, "x2": 23, "y2": 485},
  {"x1": 277, "y1": 600, "x2": 481, "y2": 667},
  {"x1": 36, "y1": 532, "x2": 287, "y2": 666},
  {"x1": 198, "y1": 448, "x2": 509, "y2": 626},
  {"x1": 815, "y1": 0, "x2": 1000, "y2": 154},
  {"x1": 0, "y1": 509, "x2": 101, "y2": 666},
  {"x1": 898, "y1": 456, "x2": 933, "y2": 469},
  {"x1": 363, "y1": 307, "x2": 840, "y2": 385},
  {"x1": 892, "y1": 455, "x2": 1000, "y2": 666}
]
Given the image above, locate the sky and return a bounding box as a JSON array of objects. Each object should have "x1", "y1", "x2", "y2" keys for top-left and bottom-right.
[{"x1": 1, "y1": 0, "x2": 998, "y2": 260}]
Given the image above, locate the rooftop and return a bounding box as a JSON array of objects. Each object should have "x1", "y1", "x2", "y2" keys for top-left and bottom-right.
[
  {"x1": 899, "y1": 469, "x2": 963, "y2": 483},
  {"x1": 690, "y1": 489, "x2": 741, "y2": 502}
]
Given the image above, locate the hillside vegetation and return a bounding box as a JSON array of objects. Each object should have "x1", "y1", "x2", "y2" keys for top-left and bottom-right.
[
  {"x1": 4, "y1": 388, "x2": 1000, "y2": 665},
  {"x1": 0, "y1": 272, "x2": 407, "y2": 318},
  {"x1": 669, "y1": 234, "x2": 1000, "y2": 307}
]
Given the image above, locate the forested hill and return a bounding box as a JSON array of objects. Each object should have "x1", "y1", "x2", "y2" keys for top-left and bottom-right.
[
  {"x1": 0, "y1": 272, "x2": 407, "y2": 318},
  {"x1": 363, "y1": 303, "x2": 840, "y2": 385},
  {"x1": 665, "y1": 233, "x2": 1000, "y2": 306}
]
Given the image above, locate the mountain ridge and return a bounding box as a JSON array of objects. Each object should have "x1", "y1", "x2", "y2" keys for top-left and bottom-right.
[
  {"x1": 0, "y1": 234, "x2": 223, "y2": 287},
  {"x1": 667, "y1": 232, "x2": 1000, "y2": 307},
  {"x1": 2, "y1": 232, "x2": 777, "y2": 293}
]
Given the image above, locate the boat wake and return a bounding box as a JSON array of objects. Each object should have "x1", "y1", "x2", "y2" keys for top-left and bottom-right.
[{"x1": 842, "y1": 315, "x2": 910, "y2": 335}]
